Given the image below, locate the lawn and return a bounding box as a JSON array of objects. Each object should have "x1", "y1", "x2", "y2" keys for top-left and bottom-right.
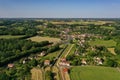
[
  {"x1": 28, "y1": 36, "x2": 61, "y2": 44},
  {"x1": 70, "y1": 66, "x2": 120, "y2": 80},
  {"x1": 89, "y1": 39, "x2": 116, "y2": 47},
  {"x1": 0, "y1": 35, "x2": 24, "y2": 39}
]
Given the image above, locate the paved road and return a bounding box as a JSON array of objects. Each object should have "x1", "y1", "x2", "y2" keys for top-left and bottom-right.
[{"x1": 56, "y1": 44, "x2": 74, "y2": 80}]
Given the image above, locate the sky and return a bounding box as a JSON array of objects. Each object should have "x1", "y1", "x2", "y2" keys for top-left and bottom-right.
[{"x1": 0, "y1": 0, "x2": 120, "y2": 18}]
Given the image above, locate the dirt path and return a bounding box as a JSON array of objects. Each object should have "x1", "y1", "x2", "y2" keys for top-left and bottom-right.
[
  {"x1": 31, "y1": 68, "x2": 43, "y2": 80},
  {"x1": 64, "y1": 72, "x2": 70, "y2": 80}
]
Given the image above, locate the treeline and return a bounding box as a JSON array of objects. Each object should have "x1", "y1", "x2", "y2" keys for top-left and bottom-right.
[
  {"x1": 0, "y1": 19, "x2": 43, "y2": 35},
  {"x1": 0, "y1": 39, "x2": 50, "y2": 66},
  {"x1": 0, "y1": 38, "x2": 61, "y2": 67},
  {"x1": 38, "y1": 28, "x2": 60, "y2": 38}
]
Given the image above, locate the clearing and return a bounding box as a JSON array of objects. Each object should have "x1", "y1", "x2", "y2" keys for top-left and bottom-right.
[
  {"x1": 70, "y1": 66, "x2": 120, "y2": 80},
  {"x1": 0, "y1": 35, "x2": 24, "y2": 39},
  {"x1": 107, "y1": 48, "x2": 116, "y2": 55},
  {"x1": 28, "y1": 36, "x2": 61, "y2": 43},
  {"x1": 89, "y1": 39, "x2": 116, "y2": 47}
]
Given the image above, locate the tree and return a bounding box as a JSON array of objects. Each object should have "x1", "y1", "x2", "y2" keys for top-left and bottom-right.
[
  {"x1": 29, "y1": 59, "x2": 38, "y2": 67},
  {"x1": 0, "y1": 72, "x2": 10, "y2": 80},
  {"x1": 47, "y1": 44, "x2": 60, "y2": 53},
  {"x1": 115, "y1": 42, "x2": 120, "y2": 55},
  {"x1": 45, "y1": 70, "x2": 54, "y2": 80},
  {"x1": 104, "y1": 58, "x2": 118, "y2": 67}
]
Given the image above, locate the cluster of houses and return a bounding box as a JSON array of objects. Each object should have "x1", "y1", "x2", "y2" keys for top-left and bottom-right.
[
  {"x1": 81, "y1": 57, "x2": 103, "y2": 66},
  {"x1": 7, "y1": 51, "x2": 47, "y2": 68},
  {"x1": 94, "y1": 57, "x2": 103, "y2": 65},
  {"x1": 59, "y1": 58, "x2": 70, "y2": 67},
  {"x1": 71, "y1": 34, "x2": 92, "y2": 40}
]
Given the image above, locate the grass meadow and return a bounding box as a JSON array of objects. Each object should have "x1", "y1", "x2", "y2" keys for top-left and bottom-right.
[
  {"x1": 70, "y1": 66, "x2": 120, "y2": 80},
  {"x1": 89, "y1": 39, "x2": 116, "y2": 47}
]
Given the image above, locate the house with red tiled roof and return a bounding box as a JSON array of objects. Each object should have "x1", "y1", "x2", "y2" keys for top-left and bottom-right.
[{"x1": 63, "y1": 68, "x2": 69, "y2": 73}]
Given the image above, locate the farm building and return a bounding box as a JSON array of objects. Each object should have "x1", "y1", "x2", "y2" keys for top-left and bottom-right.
[
  {"x1": 8, "y1": 63, "x2": 14, "y2": 68},
  {"x1": 59, "y1": 58, "x2": 70, "y2": 66}
]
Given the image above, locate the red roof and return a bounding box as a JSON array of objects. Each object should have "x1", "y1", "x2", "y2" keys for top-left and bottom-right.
[{"x1": 63, "y1": 68, "x2": 68, "y2": 73}]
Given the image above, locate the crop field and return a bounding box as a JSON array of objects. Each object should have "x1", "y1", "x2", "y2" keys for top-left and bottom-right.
[
  {"x1": 28, "y1": 36, "x2": 61, "y2": 43},
  {"x1": 89, "y1": 39, "x2": 116, "y2": 47},
  {"x1": 52, "y1": 66, "x2": 60, "y2": 80},
  {"x1": 0, "y1": 35, "x2": 24, "y2": 39},
  {"x1": 31, "y1": 68, "x2": 43, "y2": 80},
  {"x1": 70, "y1": 66, "x2": 120, "y2": 80}
]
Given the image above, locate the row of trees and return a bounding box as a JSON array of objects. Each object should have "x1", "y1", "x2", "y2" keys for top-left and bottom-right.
[{"x1": 0, "y1": 39, "x2": 50, "y2": 66}]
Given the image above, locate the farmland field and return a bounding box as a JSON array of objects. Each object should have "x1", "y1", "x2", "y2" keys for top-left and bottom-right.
[
  {"x1": 31, "y1": 68, "x2": 43, "y2": 80},
  {"x1": 28, "y1": 36, "x2": 61, "y2": 43},
  {"x1": 70, "y1": 66, "x2": 120, "y2": 80},
  {"x1": 89, "y1": 39, "x2": 116, "y2": 47},
  {"x1": 0, "y1": 35, "x2": 24, "y2": 39}
]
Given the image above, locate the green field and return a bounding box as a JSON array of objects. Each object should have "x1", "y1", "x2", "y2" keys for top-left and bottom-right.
[
  {"x1": 70, "y1": 66, "x2": 120, "y2": 80},
  {"x1": 28, "y1": 36, "x2": 61, "y2": 43},
  {"x1": 89, "y1": 39, "x2": 116, "y2": 47},
  {"x1": 0, "y1": 35, "x2": 24, "y2": 39},
  {"x1": 61, "y1": 44, "x2": 73, "y2": 57},
  {"x1": 68, "y1": 44, "x2": 76, "y2": 55},
  {"x1": 44, "y1": 49, "x2": 61, "y2": 60},
  {"x1": 0, "y1": 26, "x2": 6, "y2": 28},
  {"x1": 101, "y1": 26, "x2": 115, "y2": 30},
  {"x1": 43, "y1": 45, "x2": 66, "y2": 60}
]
